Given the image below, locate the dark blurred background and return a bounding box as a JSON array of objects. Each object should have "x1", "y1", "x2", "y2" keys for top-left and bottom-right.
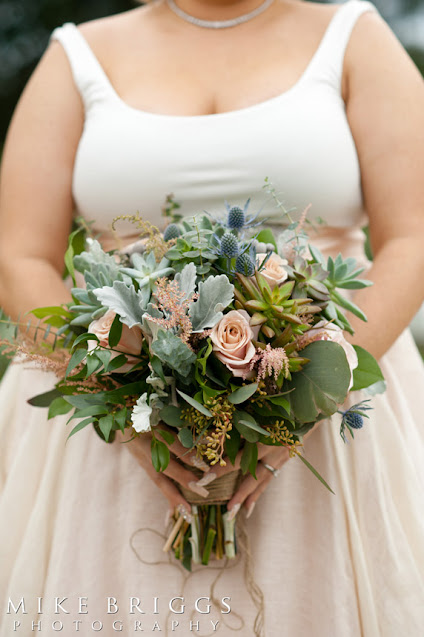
[{"x1": 0, "y1": 0, "x2": 423, "y2": 378}]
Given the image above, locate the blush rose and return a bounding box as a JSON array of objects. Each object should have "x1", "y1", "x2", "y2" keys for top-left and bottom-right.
[
  {"x1": 210, "y1": 310, "x2": 259, "y2": 378},
  {"x1": 88, "y1": 309, "x2": 143, "y2": 373},
  {"x1": 256, "y1": 253, "x2": 289, "y2": 289}
]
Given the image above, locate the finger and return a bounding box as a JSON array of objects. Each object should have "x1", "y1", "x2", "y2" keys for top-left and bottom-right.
[
  {"x1": 226, "y1": 462, "x2": 275, "y2": 513},
  {"x1": 244, "y1": 475, "x2": 275, "y2": 516},
  {"x1": 115, "y1": 430, "x2": 192, "y2": 517},
  {"x1": 162, "y1": 458, "x2": 211, "y2": 499},
  {"x1": 135, "y1": 446, "x2": 193, "y2": 516},
  {"x1": 226, "y1": 447, "x2": 291, "y2": 514},
  {"x1": 199, "y1": 444, "x2": 271, "y2": 482}
]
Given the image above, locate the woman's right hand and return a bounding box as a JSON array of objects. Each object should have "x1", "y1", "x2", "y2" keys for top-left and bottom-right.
[{"x1": 115, "y1": 426, "x2": 216, "y2": 523}]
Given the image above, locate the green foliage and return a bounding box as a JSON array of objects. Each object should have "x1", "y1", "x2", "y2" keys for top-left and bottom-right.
[
  {"x1": 120, "y1": 251, "x2": 174, "y2": 289},
  {"x1": 189, "y1": 274, "x2": 234, "y2": 332},
  {"x1": 165, "y1": 215, "x2": 219, "y2": 277},
  {"x1": 228, "y1": 383, "x2": 258, "y2": 404},
  {"x1": 152, "y1": 331, "x2": 197, "y2": 377},
  {"x1": 351, "y1": 345, "x2": 385, "y2": 392},
  {"x1": 93, "y1": 281, "x2": 149, "y2": 329},
  {"x1": 286, "y1": 341, "x2": 351, "y2": 423}
]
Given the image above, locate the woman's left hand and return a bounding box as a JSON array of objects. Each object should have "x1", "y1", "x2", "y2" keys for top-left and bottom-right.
[
  {"x1": 190, "y1": 423, "x2": 321, "y2": 519},
  {"x1": 224, "y1": 445, "x2": 291, "y2": 520}
]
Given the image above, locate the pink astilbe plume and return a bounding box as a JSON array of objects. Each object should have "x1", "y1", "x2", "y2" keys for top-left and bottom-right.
[
  {"x1": 146, "y1": 277, "x2": 197, "y2": 343},
  {"x1": 248, "y1": 344, "x2": 290, "y2": 381}
]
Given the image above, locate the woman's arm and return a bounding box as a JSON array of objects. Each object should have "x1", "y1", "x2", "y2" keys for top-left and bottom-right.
[
  {"x1": 223, "y1": 10, "x2": 424, "y2": 517},
  {"x1": 0, "y1": 40, "x2": 84, "y2": 320},
  {"x1": 343, "y1": 10, "x2": 424, "y2": 359}
]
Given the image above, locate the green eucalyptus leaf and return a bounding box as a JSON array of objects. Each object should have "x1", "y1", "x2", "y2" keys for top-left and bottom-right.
[
  {"x1": 297, "y1": 454, "x2": 335, "y2": 494},
  {"x1": 177, "y1": 390, "x2": 213, "y2": 417},
  {"x1": 234, "y1": 411, "x2": 260, "y2": 442},
  {"x1": 224, "y1": 427, "x2": 241, "y2": 465},
  {"x1": 98, "y1": 414, "x2": 114, "y2": 442},
  {"x1": 178, "y1": 427, "x2": 194, "y2": 449},
  {"x1": 160, "y1": 405, "x2": 184, "y2": 428},
  {"x1": 66, "y1": 417, "x2": 96, "y2": 441},
  {"x1": 108, "y1": 314, "x2": 123, "y2": 348},
  {"x1": 228, "y1": 383, "x2": 258, "y2": 404},
  {"x1": 48, "y1": 397, "x2": 74, "y2": 419},
  {"x1": 157, "y1": 440, "x2": 170, "y2": 470},
  {"x1": 28, "y1": 388, "x2": 63, "y2": 408},
  {"x1": 151, "y1": 440, "x2": 161, "y2": 472},
  {"x1": 114, "y1": 408, "x2": 128, "y2": 433},
  {"x1": 65, "y1": 348, "x2": 87, "y2": 378},
  {"x1": 351, "y1": 345, "x2": 385, "y2": 391},
  {"x1": 286, "y1": 341, "x2": 351, "y2": 423},
  {"x1": 240, "y1": 441, "x2": 258, "y2": 478},
  {"x1": 255, "y1": 229, "x2": 277, "y2": 250},
  {"x1": 157, "y1": 429, "x2": 175, "y2": 445}
]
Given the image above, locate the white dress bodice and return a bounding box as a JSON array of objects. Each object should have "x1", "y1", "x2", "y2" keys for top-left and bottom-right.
[{"x1": 50, "y1": 0, "x2": 378, "y2": 239}]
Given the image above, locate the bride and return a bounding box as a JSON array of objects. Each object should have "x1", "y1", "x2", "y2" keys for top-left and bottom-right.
[{"x1": 1, "y1": 0, "x2": 424, "y2": 635}]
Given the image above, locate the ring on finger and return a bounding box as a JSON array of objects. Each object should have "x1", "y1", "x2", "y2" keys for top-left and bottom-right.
[{"x1": 262, "y1": 462, "x2": 281, "y2": 478}]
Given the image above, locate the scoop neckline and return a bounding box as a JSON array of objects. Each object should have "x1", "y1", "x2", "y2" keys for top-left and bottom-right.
[{"x1": 67, "y1": 1, "x2": 350, "y2": 121}]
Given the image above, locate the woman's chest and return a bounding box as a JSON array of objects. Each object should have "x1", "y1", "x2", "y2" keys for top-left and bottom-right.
[{"x1": 73, "y1": 83, "x2": 364, "y2": 233}]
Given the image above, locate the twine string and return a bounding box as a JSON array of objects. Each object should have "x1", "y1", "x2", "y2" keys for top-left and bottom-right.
[{"x1": 129, "y1": 514, "x2": 266, "y2": 637}]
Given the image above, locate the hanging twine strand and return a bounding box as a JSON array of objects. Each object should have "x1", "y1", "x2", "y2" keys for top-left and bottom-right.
[{"x1": 129, "y1": 511, "x2": 266, "y2": 637}]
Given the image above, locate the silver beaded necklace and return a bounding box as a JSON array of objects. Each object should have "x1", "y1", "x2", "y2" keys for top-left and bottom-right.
[{"x1": 166, "y1": 0, "x2": 275, "y2": 29}]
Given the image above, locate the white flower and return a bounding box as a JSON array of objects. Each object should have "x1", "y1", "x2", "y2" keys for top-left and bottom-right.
[{"x1": 131, "y1": 393, "x2": 152, "y2": 433}]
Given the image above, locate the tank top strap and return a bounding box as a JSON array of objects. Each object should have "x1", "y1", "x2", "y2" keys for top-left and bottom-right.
[
  {"x1": 50, "y1": 22, "x2": 117, "y2": 111},
  {"x1": 307, "y1": 0, "x2": 380, "y2": 94}
]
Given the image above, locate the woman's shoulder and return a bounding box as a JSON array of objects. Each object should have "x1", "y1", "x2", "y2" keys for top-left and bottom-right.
[{"x1": 74, "y1": 2, "x2": 160, "y2": 49}]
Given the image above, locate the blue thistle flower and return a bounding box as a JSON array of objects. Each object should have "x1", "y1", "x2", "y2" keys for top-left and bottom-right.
[
  {"x1": 344, "y1": 412, "x2": 364, "y2": 429},
  {"x1": 235, "y1": 253, "x2": 255, "y2": 277},
  {"x1": 163, "y1": 223, "x2": 181, "y2": 241},
  {"x1": 339, "y1": 399, "x2": 373, "y2": 442},
  {"x1": 220, "y1": 233, "x2": 239, "y2": 258},
  {"x1": 227, "y1": 206, "x2": 245, "y2": 229}
]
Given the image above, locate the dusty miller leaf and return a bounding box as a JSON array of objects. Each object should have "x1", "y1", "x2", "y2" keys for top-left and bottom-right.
[
  {"x1": 189, "y1": 275, "x2": 234, "y2": 332},
  {"x1": 93, "y1": 281, "x2": 150, "y2": 329},
  {"x1": 152, "y1": 330, "x2": 196, "y2": 376},
  {"x1": 175, "y1": 262, "x2": 197, "y2": 302}
]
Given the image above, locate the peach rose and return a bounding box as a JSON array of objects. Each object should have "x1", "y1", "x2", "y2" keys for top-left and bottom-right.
[
  {"x1": 306, "y1": 320, "x2": 358, "y2": 389},
  {"x1": 256, "y1": 253, "x2": 288, "y2": 289},
  {"x1": 88, "y1": 309, "x2": 143, "y2": 373},
  {"x1": 210, "y1": 310, "x2": 259, "y2": 378}
]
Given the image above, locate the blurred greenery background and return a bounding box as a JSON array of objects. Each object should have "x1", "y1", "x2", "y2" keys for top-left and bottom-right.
[{"x1": 0, "y1": 0, "x2": 423, "y2": 378}]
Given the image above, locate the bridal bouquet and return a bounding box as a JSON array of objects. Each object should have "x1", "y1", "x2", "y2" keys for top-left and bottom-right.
[{"x1": 7, "y1": 195, "x2": 384, "y2": 569}]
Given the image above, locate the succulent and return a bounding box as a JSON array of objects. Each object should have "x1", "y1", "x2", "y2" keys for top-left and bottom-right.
[
  {"x1": 308, "y1": 246, "x2": 372, "y2": 333},
  {"x1": 220, "y1": 233, "x2": 239, "y2": 258},
  {"x1": 69, "y1": 240, "x2": 130, "y2": 327},
  {"x1": 287, "y1": 256, "x2": 330, "y2": 303},
  {"x1": 227, "y1": 206, "x2": 245, "y2": 229},
  {"x1": 234, "y1": 270, "x2": 319, "y2": 350},
  {"x1": 164, "y1": 223, "x2": 181, "y2": 241},
  {"x1": 120, "y1": 251, "x2": 174, "y2": 290}
]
